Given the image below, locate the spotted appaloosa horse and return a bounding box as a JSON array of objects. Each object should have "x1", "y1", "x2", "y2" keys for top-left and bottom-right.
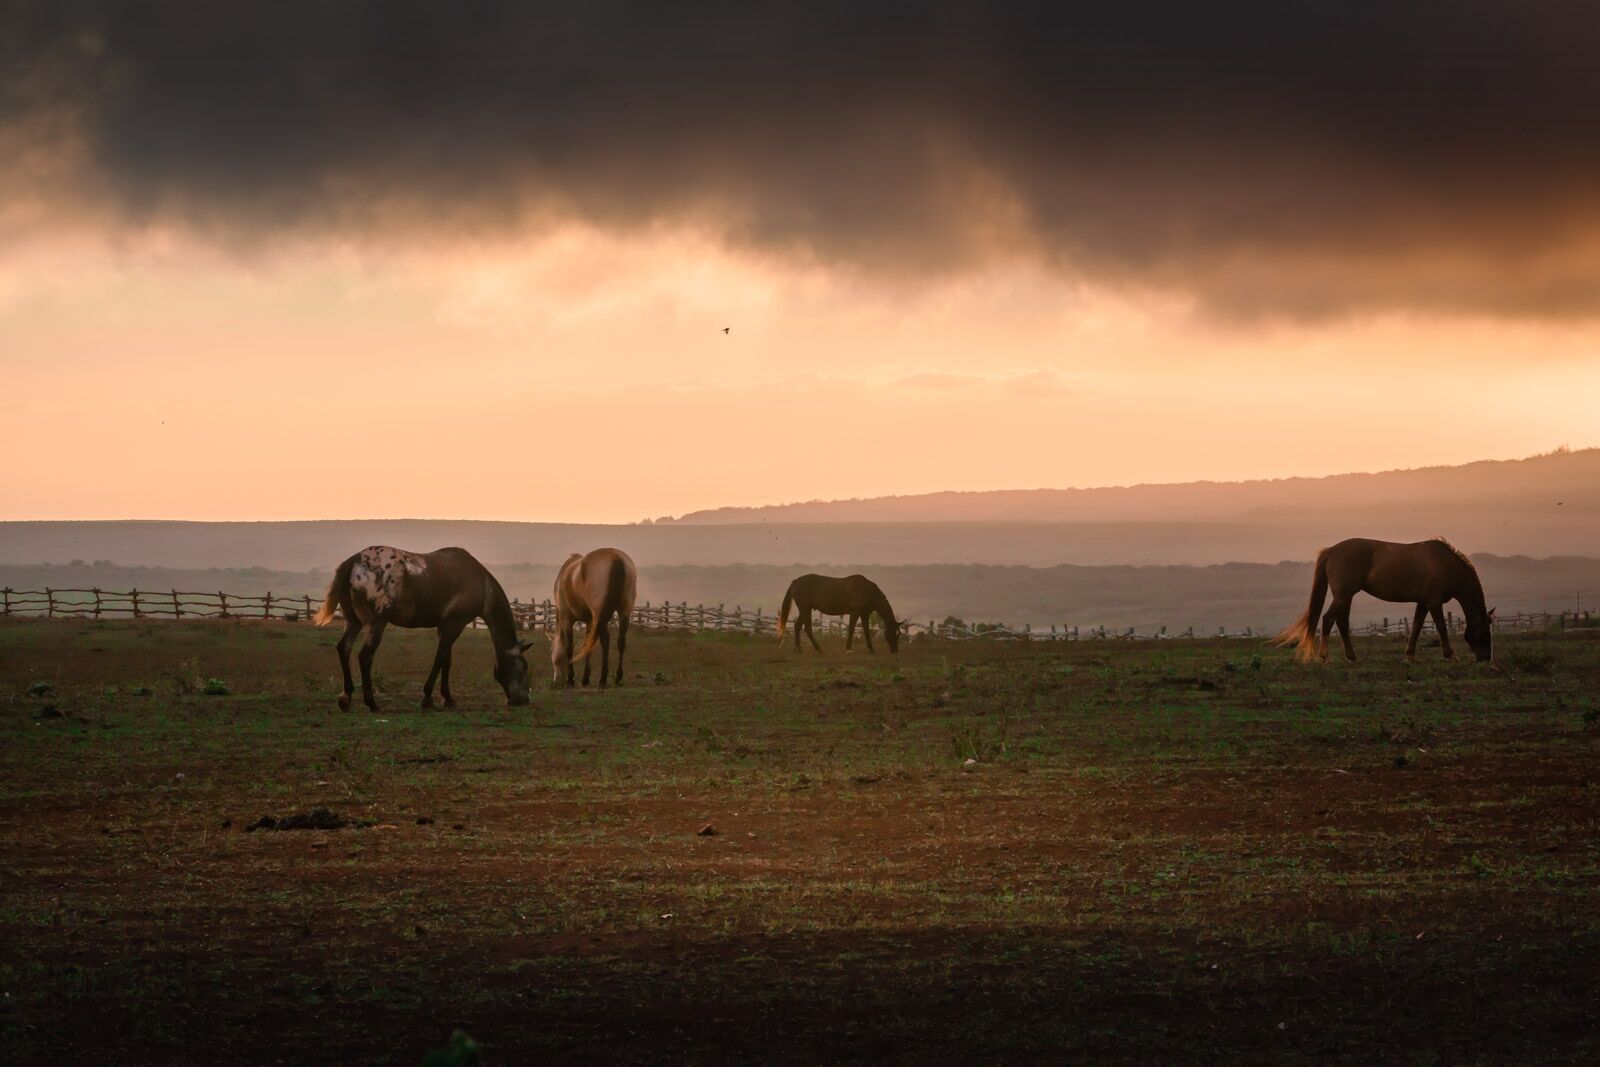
[
  {"x1": 1273, "y1": 537, "x2": 1495, "y2": 664},
  {"x1": 551, "y1": 547, "x2": 637, "y2": 688},
  {"x1": 776, "y1": 573, "x2": 901, "y2": 653},
  {"x1": 313, "y1": 546, "x2": 533, "y2": 710}
]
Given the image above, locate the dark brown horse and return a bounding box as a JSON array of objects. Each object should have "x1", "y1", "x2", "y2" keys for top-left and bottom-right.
[
  {"x1": 314, "y1": 546, "x2": 533, "y2": 710},
  {"x1": 551, "y1": 547, "x2": 637, "y2": 688},
  {"x1": 776, "y1": 574, "x2": 900, "y2": 653},
  {"x1": 1273, "y1": 538, "x2": 1494, "y2": 663}
]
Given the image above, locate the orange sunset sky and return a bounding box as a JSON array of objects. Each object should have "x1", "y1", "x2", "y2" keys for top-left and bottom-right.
[{"x1": 3, "y1": 5, "x2": 1598, "y2": 523}]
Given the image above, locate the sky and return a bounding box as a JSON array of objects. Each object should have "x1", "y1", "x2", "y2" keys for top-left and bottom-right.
[{"x1": 3, "y1": 2, "x2": 1599, "y2": 523}]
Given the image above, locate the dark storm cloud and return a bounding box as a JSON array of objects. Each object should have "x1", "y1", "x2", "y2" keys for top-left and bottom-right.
[{"x1": 6, "y1": 1, "x2": 1600, "y2": 316}]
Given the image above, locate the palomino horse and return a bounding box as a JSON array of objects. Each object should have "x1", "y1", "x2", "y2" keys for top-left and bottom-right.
[
  {"x1": 776, "y1": 573, "x2": 900, "y2": 653},
  {"x1": 313, "y1": 546, "x2": 533, "y2": 710},
  {"x1": 1273, "y1": 537, "x2": 1494, "y2": 663},
  {"x1": 552, "y1": 548, "x2": 638, "y2": 688}
]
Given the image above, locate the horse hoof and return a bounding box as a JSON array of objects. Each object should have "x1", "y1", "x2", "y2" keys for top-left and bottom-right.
[
  {"x1": 443, "y1": 699, "x2": 457, "y2": 710},
  {"x1": 337, "y1": 694, "x2": 351, "y2": 711},
  {"x1": 420, "y1": 697, "x2": 435, "y2": 710},
  {"x1": 366, "y1": 705, "x2": 381, "y2": 714}
]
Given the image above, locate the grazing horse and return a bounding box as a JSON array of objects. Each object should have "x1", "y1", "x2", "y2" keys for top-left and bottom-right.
[
  {"x1": 313, "y1": 546, "x2": 533, "y2": 710},
  {"x1": 552, "y1": 548, "x2": 637, "y2": 688},
  {"x1": 1273, "y1": 537, "x2": 1494, "y2": 663},
  {"x1": 776, "y1": 573, "x2": 900, "y2": 653}
]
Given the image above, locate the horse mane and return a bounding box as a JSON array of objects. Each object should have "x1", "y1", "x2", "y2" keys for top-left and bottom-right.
[{"x1": 1431, "y1": 536, "x2": 1477, "y2": 572}]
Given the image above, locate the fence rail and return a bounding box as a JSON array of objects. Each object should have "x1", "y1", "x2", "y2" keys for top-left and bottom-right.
[
  {"x1": 0, "y1": 587, "x2": 319, "y2": 621},
  {"x1": 1, "y1": 587, "x2": 1591, "y2": 641}
]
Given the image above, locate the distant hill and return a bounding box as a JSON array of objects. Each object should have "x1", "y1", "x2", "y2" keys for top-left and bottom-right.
[
  {"x1": 666, "y1": 448, "x2": 1600, "y2": 525},
  {"x1": 3, "y1": 449, "x2": 1596, "y2": 572}
]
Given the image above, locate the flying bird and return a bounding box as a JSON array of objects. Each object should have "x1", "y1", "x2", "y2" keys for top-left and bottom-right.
[{"x1": 722, "y1": 327, "x2": 730, "y2": 334}]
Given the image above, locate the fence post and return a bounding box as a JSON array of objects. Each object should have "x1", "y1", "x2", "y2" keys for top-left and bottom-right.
[
  {"x1": 46, "y1": 588, "x2": 54, "y2": 618},
  {"x1": 172, "y1": 589, "x2": 182, "y2": 619},
  {"x1": 264, "y1": 592, "x2": 273, "y2": 619},
  {"x1": 2, "y1": 587, "x2": 10, "y2": 616},
  {"x1": 303, "y1": 595, "x2": 312, "y2": 620},
  {"x1": 131, "y1": 588, "x2": 141, "y2": 618},
  {"x1": 93, "y1": 588, "x2": 102, "y2": 619}
]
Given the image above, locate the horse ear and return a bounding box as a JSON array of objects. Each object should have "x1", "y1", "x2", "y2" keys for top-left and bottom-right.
[
  {"x1": 1487, "y1": 606, "x2": 1497, "y2": 619},
  {"x1": 518, "y1": 640, "x2": 535, "y2": 653}
]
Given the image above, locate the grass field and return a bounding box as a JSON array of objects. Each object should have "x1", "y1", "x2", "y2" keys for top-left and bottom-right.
[{"x1": 2, "y1": 618, "x2": 1598, "y2": 1064}]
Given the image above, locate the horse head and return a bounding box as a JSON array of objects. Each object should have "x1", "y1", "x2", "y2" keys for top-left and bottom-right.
[
  {"x1": 1465, "y1": 606, "x2": 1495, "y2": 663},
  {"x1": 495, "y1": 640, "x2": 535, "y2": 705}
]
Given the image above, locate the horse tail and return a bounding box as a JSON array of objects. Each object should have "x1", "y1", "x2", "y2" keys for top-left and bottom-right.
[
  {"x1": 1272, "y1": 548, "x2": 1330, "y2": 661},
  {"x1": 775, "y1": 582, "x2": 796, "y2": 641},
  {"x1": 313, "y1": 555, "x2": 356, "y2": 626},
  {"x1": 573, "y1": 556, "x2": 627, "y2": 663}
]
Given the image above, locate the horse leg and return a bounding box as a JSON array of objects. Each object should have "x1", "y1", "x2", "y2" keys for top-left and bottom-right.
[
  {"x1": 1405, "y1": 603, "x2": 1428, "y2": 659},
  {"x1": 581, "y1": 621, "x2": 593, "y2": 687},
  {"x1": 792, "y1": 605, "x2": 803, "y2": 651},
  {"x1": 336, "y1": 616, "x2": 364, "y2": 711},
  {"x1": 431, "y1": 619, "x2": 468, "y2": 708},
  {"x1": 1335, "y1": 600, "x2": 1357, "y2": 661},
  {"x1": 864, "y1": 616, "x2": 876, "y2": 653},
  {"x1": 615, "y1": 615, "x2": 628, "y2": 686},
  {"x1": 1318, "y1": 601, "x2": 1338, "y2": 663},
  {"x1": 1322, "y1": 596, "x2": 1355, "y2": 661},
  {"x1": 565, "y1": 623, "x2": 577, "y2": 687},
  {"x1": 421, "y1": 628, "x2": 447, "y2": 708},
  {"x1": 596, "y1": 621, "x2": 612, "y2": 690},
  {"x1": 1429, "y1": 603, "x2": 1455, "y2": 660},
  {"x1": 845, "y1": 614, "x2": 856, "y2": 652},
  {"x1": 805, "y1": 610, "x2": 822, "y2": 653},
  {"x1": 357, "y1": 619, "x2": 388, "y2": 711}
]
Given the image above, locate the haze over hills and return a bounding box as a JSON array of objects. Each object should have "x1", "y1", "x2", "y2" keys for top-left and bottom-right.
[
  {"x1": 0, "y1": 450, "x2": 1593, "y2": 576},
  {"x1": 667, "y1": 448, "x2": 1600, "y2": 525}
]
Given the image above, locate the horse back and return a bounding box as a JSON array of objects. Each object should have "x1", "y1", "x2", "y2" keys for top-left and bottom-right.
[
  {"x1": 348, "y1": 545, "x2": 488, "y2": 627},
  {"x1": 1327, "y1": 537, "x2": 1475, "y2": 603},
  {"x1": 557, "y1": 548, "x2": 636, "y2": 621},
  {"x1": 790, "y1": 573, "x2": 880, "y2": 615}
]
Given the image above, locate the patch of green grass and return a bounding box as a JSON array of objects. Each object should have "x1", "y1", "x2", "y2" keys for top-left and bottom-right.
[{"x1": 1, "y1": 619, "x2": 1597, "y2": 1064}]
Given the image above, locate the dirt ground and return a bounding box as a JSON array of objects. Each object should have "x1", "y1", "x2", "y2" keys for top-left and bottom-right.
[{"x1": 2, "y1": 618, "x2": 1597, "y2": 1064}]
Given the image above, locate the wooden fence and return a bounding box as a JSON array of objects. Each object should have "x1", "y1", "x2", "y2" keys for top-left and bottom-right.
[
  {"x1": 1, "y1": 587, "x2": 1590, "y2": 641},
  {"x1": 0, "y1": 587, "x2": 319, "y2": 621}
]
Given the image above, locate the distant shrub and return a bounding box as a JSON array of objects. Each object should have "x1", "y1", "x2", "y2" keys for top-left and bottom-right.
[{"x1": 202, "y1": 678, "x2": 230, "y2": 696}]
